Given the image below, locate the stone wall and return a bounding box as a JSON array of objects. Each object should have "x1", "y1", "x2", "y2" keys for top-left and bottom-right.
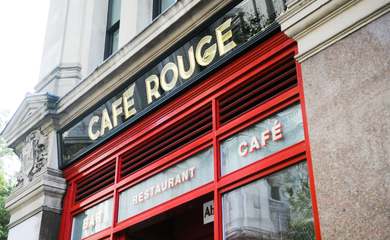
[{"x1": 301, "y1": 13, "x2": 390, "y2": 240}]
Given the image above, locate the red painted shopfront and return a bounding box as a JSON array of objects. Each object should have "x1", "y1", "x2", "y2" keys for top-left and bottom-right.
[{"x1": 58, "y1": 31, "x2": 321, "y2": 240}]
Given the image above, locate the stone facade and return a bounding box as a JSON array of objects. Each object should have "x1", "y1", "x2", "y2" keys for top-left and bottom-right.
[{"x1": 301, "y1": 13, "x2": 390, "y2": 239}]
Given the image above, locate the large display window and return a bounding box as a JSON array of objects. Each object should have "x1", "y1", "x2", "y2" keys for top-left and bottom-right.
[
  {"x1": 222, "y1": 162, "x2": 315, "y2": 240},
  {"x1": 59, "y1": 31, "x2": 321, "y2": 240}
]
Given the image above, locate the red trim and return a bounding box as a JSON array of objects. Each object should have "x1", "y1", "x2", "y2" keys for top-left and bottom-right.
[
  {"x1": 212, "y1": 99, "x2": 221, "y2": 240},
  {"x1": 110, "y1": 156, "x2": 120, "y2": 239},
  {"x1": 217, "y1": 88, "x2": 299, "y2": 139},
  {"x1": 58, "y1": 182, "x2": 75, "y2": 240},
  {"x1": 217, "y1": 141, "x2": 306, "y2": 191},
  {"x1": 82, "y1": 228, "x2": 111, "y2": 240},
  {"x1": 59, "y1": 32, "x2": 321, "y2": 240},
  {"x1": 296, "y1": 53, "x2": 322, "y2": 240}
]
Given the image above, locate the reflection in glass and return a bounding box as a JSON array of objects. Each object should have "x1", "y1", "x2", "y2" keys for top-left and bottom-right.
[
  {"x1": 222, "y1": 162, "x2": 315, "y2": 240},
  {"x1": 220, "y1": 104, "x2": 304, "y2": 176},
  {"x1": 118, "y1": 147, "x2": 214, "y2": 221},
  {"x1": 112, "y1": 29, "x2": 119, "y2": 53},
  {"x1": 161, "y1": 0, "x2": 176, "y2": 13},
  {"x1": 108, "y1": 0, "x2": 121, "y2": 26}
]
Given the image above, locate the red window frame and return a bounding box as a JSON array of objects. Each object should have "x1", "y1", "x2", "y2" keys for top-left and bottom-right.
[{"x1": 59, "y1": 32, "x2": 322, "y2": 240}]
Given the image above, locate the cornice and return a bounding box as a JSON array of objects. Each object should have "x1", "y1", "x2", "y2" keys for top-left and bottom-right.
[
  {"x1": 296, "y1": 4, "x2": 390, "y2": 62},
  {"x1": 1, "y1": 93, "x2": 59, "y2": 147},
  {"x1": 34, "y1": 63, "x2": 82, "y2": 93},
  {"x1": 279, "y1": 0, "x2": 390, "y2": 62},
  {"x1": 277, "y1": 0, "x2": 332, "y2": 35},
  {"x1": 5, "y1": 168, "x2": 66, "y2": 224}
]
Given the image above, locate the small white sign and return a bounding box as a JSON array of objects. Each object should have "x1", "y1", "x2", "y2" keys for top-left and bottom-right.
[{"x1": 203, "y1": 200, "x2": 214, "y2": 224}]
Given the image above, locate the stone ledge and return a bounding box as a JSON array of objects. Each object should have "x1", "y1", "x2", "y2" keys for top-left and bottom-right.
[
  {"x1": 35, "y1": 64, "x2": 82, "y2": 94},
  {"x1": 296, "y1": 5, "x2": 390, "y2": 62},
  {"x1": 278, "y1": 0, "x2": 390, "y2": 62},
  {"x1": 6, "y1": 168, "x2": 66, "y2": 226},
  {"x1": 7, "y1": 206, "x2": 61, "y2": 229}
]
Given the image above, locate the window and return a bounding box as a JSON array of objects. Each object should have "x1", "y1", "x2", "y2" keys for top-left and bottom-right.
[
  {"x1": 153, "y1": 0, "x2": 176, "y2": 19},
  {"x1": 104, "y1": 0, "x2": 121, "y2": 59},
  {"x1": 222, "y1": 163, "x2": 315, "y2": 240}
]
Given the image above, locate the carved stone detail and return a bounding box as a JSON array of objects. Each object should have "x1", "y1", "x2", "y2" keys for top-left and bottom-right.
[{"x1": 15, "y1": 130, "x2": 48, "y2": 187}]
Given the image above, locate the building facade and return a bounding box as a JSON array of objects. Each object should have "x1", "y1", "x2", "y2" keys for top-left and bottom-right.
[{"x1": 1, "y1": 0, "x2": 389, "y2": 239}]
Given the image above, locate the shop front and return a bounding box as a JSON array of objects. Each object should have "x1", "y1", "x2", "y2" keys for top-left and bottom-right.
[{"x1": 58, "y1": 1, "x2": 321, "y2": 239}]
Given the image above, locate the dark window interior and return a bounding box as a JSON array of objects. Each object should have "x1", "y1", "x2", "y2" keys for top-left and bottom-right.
[
  {"x1": 105, "y1": 0, "x2": 121, "y2": 59},
  {"x1": 153, "y1": 0, "x2": 176, "y2": 19},
  {"x1": 124, "y1": 194, "x2": 213, "y2": 240}
]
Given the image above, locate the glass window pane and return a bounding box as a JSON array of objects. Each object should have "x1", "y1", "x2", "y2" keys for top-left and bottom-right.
[
  {"x1": 222, "y1": 162, "x2": 315, "y2": 240},
  {"x1": 109, "y1": 0, "x2": 121, "y2": 26},
  {"x1": 112, "y1": 29, "x2": 119, "y2": 53},
  {"x1": 161, "y1": 0, "x2": 176, "y2": 13},
  {"x1": 118, "y1": 147, "x2": 214, "y2": 222},
  {"x1": 71, "y1": 198, "x2": 113, "y2": 240},
  {"x1": 220, "y1": 104, "x2": 304, "y2": 176}
]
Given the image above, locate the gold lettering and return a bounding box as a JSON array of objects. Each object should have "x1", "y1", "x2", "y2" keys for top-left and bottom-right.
[
  {"x1": 111, "y1": 97, "x2": 123, "y2": 127},
  {"x1": 177, "y1": 46, "x2": 196, "y2": 80},
  {"x1": 88, "y1": 115, "x2": 101, "y2": 140},
  {"x1": 160, "y1": 62, "x2": 179, "y2": 92},
  {"x1": 195, "y1": 35, "x2": 217, "y2": 66},
  {"x1": 215, "y1": 18, "x2": 237, "y2": 56},
  {"x1": 145, "y1": 75, "x2": 161, "y2": 104},
  {"x1": 123, "y1": 84, "x2": 137, "y2": 119},
  {"x1": 100, "y1": 108, "x2": 113, "y2": 136}
]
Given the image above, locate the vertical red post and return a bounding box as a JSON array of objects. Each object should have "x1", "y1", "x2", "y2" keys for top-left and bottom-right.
[
  {"x1": 59, "y1": 181, "x2": 76, "y2": 240},
  {"x1": 295, "y1": 53, "x2": 322, "y2": 240},
  {"x1": 111, "y1": 155, "x2": 121, "y2": 240},
  {"x1": 212, "y1": 99, "x2": 222, "y2": 240}
]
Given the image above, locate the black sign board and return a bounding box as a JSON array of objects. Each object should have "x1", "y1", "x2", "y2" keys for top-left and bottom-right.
[{"x1": 60, "y1": 0, "x2": 286, "y2": 167}]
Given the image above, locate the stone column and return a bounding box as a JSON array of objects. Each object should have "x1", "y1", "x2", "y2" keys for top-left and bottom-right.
[
  {"x1": 5, "y1": 128, "x2": 66, "y2": 240},
  {"x1": 35, "y1": 0, "x2": 109, "y2": 97}
]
